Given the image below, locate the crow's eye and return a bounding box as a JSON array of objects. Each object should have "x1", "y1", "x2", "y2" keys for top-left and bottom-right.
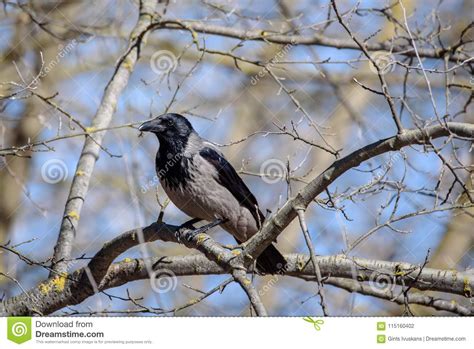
[{"x1": 166, "y1": 120, "x2": 174, "y2": 127}]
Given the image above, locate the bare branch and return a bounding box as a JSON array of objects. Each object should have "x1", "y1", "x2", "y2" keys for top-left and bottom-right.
[
  {"x1": 151, "y1": 18, "x2": 469, "y2": 63},
  {"x1": 49, "y1": 0, "x2": 158, "y2": 275}
]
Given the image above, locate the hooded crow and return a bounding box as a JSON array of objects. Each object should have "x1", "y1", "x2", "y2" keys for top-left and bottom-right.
[{"x1": 139, "y1": 113, "x2": 287, "y2": 274}]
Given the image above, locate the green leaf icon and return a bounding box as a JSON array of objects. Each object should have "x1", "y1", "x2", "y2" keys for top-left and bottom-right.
[{"x1": 7, "y1": 317, "x2": 32, "y2": 344}]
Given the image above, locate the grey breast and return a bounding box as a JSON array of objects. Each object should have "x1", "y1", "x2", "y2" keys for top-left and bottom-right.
[{"x1": 161, "y1": 134, "x2": 259, "y2": 241}]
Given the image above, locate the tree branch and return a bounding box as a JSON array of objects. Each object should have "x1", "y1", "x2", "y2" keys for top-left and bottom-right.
[
  {"x1": 49, "y1": 0, "x2": 157, "y2": 276},
  {"x1": 1, "y1": 222, "x2": 472, "y2": 315},
  {"x1": 323, "y1": 277, "x2": 472, "y2": 316},
  {"x1": 242, "y1": 122, "x2": 474, "y2": 264},
  {"x1": 232, "y1": 269, "x2": 268, "y2": 316},
  {"x1": 151, "y1": 18, "x2": 469, "y2": 63}
]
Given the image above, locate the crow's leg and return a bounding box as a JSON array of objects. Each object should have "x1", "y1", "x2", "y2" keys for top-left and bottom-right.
[
  {"x1": 178, "y1": 218, "x2": 227, "y2": 242},
  {"x1": 174, "y1": 218, "x2": 203, "y2": 242}
]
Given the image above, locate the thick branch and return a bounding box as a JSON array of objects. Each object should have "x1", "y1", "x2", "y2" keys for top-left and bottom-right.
[
  {"x1": 324, "y1": 277, "x2": 472, "y2": 316},
  {"x1": 242, "y1": 122, "x2": 474, "y2": 263},
  {"x1": 1, "y1": 221, "x2": 471, "y2": 316},
  {"x1": 0, "y1": 221, "x2": 239, "y2": 316},
  {"x1": 152, "y1": 19, "x2": 469, "y2": 63},
  {"x1": 49, "y1": 0, "x2": 157, "y2": 275},
  {"x1": 233, "y1": 269, "x2": 268, "y2": 316}
]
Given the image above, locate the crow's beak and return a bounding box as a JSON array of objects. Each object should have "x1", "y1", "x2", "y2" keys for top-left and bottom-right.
[{"x1": 138, "y1": 120, "x2": 163, "y2": 133}]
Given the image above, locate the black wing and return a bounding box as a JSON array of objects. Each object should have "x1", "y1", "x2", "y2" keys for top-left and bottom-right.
[{"x1": 199, "y1": 147, "x2": 265, "y2": 228}]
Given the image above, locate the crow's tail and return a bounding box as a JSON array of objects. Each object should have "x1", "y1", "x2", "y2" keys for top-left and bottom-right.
[{"x1": 256, "y1": 244, "x2": 287, "y2": 274}]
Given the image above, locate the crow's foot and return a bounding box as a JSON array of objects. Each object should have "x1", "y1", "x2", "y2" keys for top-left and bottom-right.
[{"x1": 176, "y1": 218, "x2": 226, "y2": 242}]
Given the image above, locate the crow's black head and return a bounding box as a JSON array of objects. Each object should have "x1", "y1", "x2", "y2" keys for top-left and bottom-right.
[
  {"x1": 139, "y1": 113, "x2": 197, "y2": 186},
  {"x1": 139, "y1": 113, "x2": 195, "y2": 141}
]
